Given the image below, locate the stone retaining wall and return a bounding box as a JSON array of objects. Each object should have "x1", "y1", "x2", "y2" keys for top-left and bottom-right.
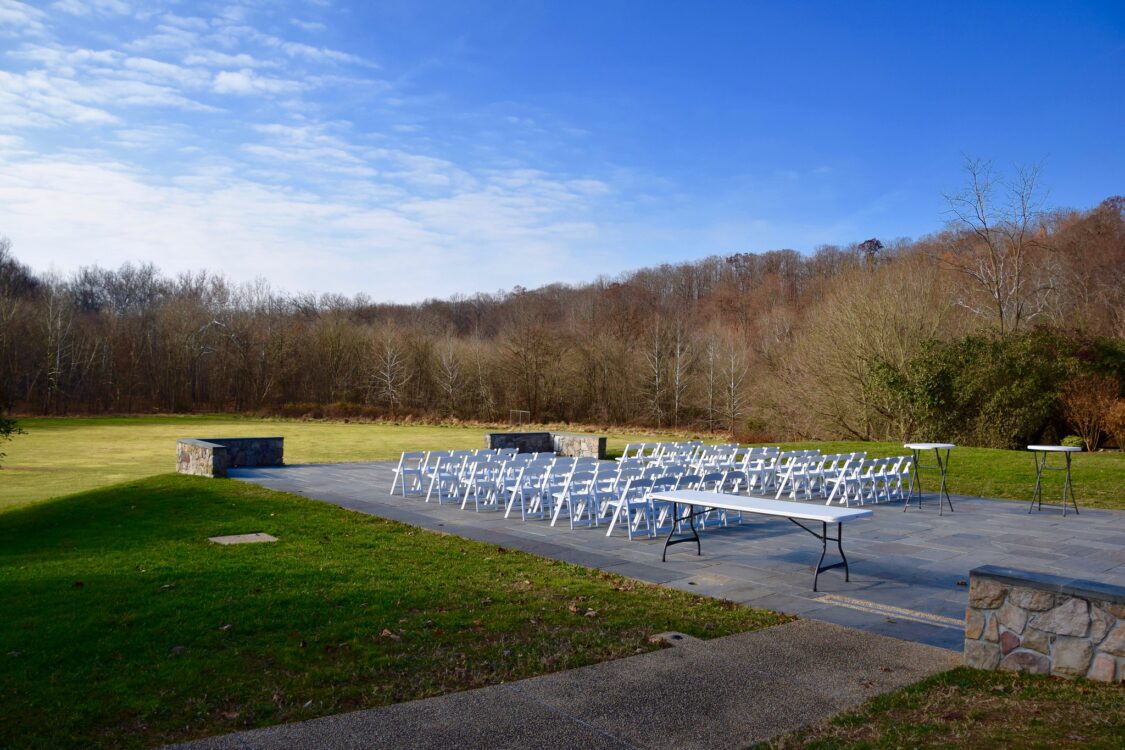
[
  {"x1": 485, "y1": 431, "x2": 607, "y2": 459},
  {"x1": 552, "y1": 433, "x2": 607, "y2": 459},
  {"x1": 964, "y1": 565, "x2": 1124, "y2": 682},
  {"x1": 176, "y1": 437, "x2": 284, "y2": 478}
]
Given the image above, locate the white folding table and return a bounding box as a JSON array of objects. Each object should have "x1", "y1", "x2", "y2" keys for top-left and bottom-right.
[
  {"x1": 1028, "y1": 445, "x2": 1081, "y2": 516},
  {"x1": 650, "y1": 490, "x2": 873, "y2": 591},
  {"x1": 903, "y1": 442, "x2": 955, "y2": 514}
]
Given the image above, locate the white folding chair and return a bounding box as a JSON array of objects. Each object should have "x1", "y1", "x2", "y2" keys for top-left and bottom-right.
[
  {"x1": 604, "y1": 477, "x2": 655, "y2": 540},
  {"x1": 390, "y1": 451, "x2": 425, "y2": 496}
]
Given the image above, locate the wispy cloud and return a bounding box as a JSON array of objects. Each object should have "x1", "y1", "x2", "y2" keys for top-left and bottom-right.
[
  {"x1": 0, "y1": 1, "x2": 629, "y2": 300},
  {"x1": 0, "y1": 154, "x2": 609, "y2": 300},
  {"x1": 0, "y1": 0, "x2": 47, "y2": 36},
  {"x1": 290, "y1": 18, "x2": 326, "y2": 32},
  {"x1": 213, "y1": 69, "x2": 304, "y2": 96},
  {"x1": 51, "y1": 0, "x2": 131, "y2": 17}
]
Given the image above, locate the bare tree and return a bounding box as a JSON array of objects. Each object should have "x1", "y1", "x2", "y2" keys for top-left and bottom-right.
[
  {"x1": 668, "y1": 317, "x2": 693, "y2": 428},
  {"x1": 370, "y1": 328, "x2": 411, "y2": 417},
  {"x1": 642, "y1": 322, "x2": 667, "y2": 426},
  {"x1": 436, "y1": 337, "x2": 461, "y2": 417},
  {"x1": 702, "y1": 333, "x2": 719, "y2": 433},
  {"x1": 943, "y1": 158, "x2": 1050, "y2": 334},
  {"x1": 40, "y1": 276, "x2": 74, "y2": 413},
  {"x1": 720, "y1": 335, "x2": 748, "y2": 437}
]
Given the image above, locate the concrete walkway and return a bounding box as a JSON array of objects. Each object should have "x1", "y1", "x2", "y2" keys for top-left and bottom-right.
[
  {"x1": 169, "y1": 619, "x2": 960, "y2": 750},
  {"x1": 229, "y1": 461, "x2": 1125, "y2": 651}
]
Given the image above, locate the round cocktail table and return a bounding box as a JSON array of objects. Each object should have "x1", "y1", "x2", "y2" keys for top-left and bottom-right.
[
  {"x1": 903, "y1": 443, "x2": 955, "y2": 515},
  {"x1": 1027, "y1": 445, "x2": 1081, "y2": 516}
]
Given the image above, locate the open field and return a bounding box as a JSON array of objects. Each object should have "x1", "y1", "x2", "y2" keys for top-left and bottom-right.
[
  {"x1": 758, "y1": 666, "x2": 1125, "y2": 749},
  {"x1": 3, "y1": 416, "x2": 1123, "y2": 510},
  {"x1": 0, "y1": 475, "x2": 786, "y2": 749}
]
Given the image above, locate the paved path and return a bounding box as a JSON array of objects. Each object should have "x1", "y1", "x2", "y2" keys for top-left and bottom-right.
[
  {"x1": 168, "y1": 619, "x2": 960, "y2": 750},
  {"x1": 231, "y1": 461, "x2": 1125, "y2": 651}
]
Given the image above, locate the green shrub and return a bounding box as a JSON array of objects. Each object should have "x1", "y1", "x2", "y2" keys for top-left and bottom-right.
[
  {"x1": 868, "y1": 328, "x2": 1125, "y2": 449},
  {"x1": 870, "y1": 329, "x2": 1074, "y2": 448},
  {"x1": 1061, "y1": 435, "x2": 1085, "y2": 448}
]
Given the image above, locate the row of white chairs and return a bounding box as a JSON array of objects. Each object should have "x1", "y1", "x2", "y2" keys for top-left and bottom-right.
[
  {"x1": 390, "y1": 449, "x2": 756, "y2": 540},
  {"x1": 825, "y1": 456, "x2": 915, "y2": 506},
  {"x1": 614, "y1": 442, "x2": 917, "y2": 507},
  {"x1": 389, "y1": 446, "x2": 919, "y2": 545}
]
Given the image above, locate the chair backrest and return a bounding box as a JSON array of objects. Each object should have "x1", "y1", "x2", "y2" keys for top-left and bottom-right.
[
  {"x1": 563, "y1": 470, "x2": 596, "y2": 494},
  {"x1": 676, "y1": 474, "x2": 702, "y2": 490},
  {"x1": 699, "y1": 471, "x2": 725, "y2": 491},
  {"x1": 649, "y1": 476, "x2": 679, "y2": 494},
  {"x1": 722, "y1": 469, "x2": 748, "y2": 493},
  {"x1": 613, "y1": 466, "x2": 643, "y2": 488},
  {"x1": 621, "y1": 477, "x2": 654, "y2": 499}
]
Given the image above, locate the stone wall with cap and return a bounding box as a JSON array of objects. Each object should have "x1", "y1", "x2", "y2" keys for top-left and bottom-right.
[
  {"x1": 552, "y1": 433, "x2": 607, "y2": 459},
  {"x1": 964, "y1": 565, "x2": 1124, "y2": 682},
  {"x1": 485, "y1": 432, "x2": 606, "y2": 458},
  {"x1": 176, "y1": 437, "x2": 284, "y2": 478}
]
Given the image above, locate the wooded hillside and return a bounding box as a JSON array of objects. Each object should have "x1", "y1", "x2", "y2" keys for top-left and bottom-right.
[{"x1": 3, "y1": 185, "x2": 1123, "y2": 449}]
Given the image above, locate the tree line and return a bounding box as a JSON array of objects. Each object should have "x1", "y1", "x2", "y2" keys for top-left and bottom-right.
[{"x1": 2, "y1": 164, "x2": 1123, "y2": 449}]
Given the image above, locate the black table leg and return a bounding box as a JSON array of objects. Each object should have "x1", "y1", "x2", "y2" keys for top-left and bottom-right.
[
  {"x1": 837, "y1": 522, "x2": 849, "y2": 581},
  {"x1": 1029, "y1": 450, "x2": 1045, "y2": 513},
  {"x1": 790, "y1": 519, "x2": 851, "y2": 592},
  {"x1": 936, "y1": 448, "x2": 954, "y2": 515},
  {"x1": 662, "y1": 502, "x2": 701, "y2": 562},
  {"x1": 1063, "y1": 452, "x2": 1079, "y2": 516}
]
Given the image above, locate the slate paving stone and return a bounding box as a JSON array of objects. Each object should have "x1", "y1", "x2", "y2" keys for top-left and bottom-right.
[{"x1": 228, "y1": 461, "x2": 1125, "y2": 652}]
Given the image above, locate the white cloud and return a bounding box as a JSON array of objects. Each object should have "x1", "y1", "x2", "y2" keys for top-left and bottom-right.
[
  {"x1": 0, "y1": 0, "x2": 631, "y2": 302},
  {"x1": 51, "y1": 0, "x2": 131, "y2": 16},
  {"x1": 0, "y1": 0, "x2": 47, "y2": 36},
  {"x1": 290, "y1": 18, "x2": 326, "y2": 32},
  {"x1": 182, "y1": 50, "x2": 273, "y2": 69},
  {"x1": 0, "y1": 70, "x2": 120, "y2": 126},
  {"x1": 213, "y1": 69, "x2": 304, "y2": 95},
  {"x1": 0, "y1": 152, "x2": 612, "y2": 301},
  {"x1": 160, "y1": 13, "x2": 209, "y2": 31}
]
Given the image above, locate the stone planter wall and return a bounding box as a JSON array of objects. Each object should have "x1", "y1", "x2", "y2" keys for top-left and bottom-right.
[
  {"x1": 552, "y1": 433, "x2": 607, "y2": 459},
  {"x1": 485, "y1": 431, "x2": 607, "y2": 459},
  {"x1": 176, "y1": 437, "x2": 284, "y2": 478},
  {"x1": 484, "y1": 432, "x2": 554, "y2": 453},
  {"x1": 964, "y1": 565, "x2": 1125, "y2": 682}
]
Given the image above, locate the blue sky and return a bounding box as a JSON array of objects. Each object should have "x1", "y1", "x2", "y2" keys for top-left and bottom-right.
[{"x1": 1, "y1": 1, "x2": 1122, "y2": 302}]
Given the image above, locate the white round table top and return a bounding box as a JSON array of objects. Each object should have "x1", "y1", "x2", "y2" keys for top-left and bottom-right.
[
  {"x1": 1028, "y1": 445, "x2": 1083, "y2": 452},
  {"x1": 904, "y1": 442, "x2": 956, "y2": 450}
]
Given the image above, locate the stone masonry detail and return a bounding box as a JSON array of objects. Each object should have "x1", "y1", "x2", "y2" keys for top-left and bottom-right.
[
  {"x1": 964, "y1": 565, "x2": 1124, "y2": 682},
  {"x1": 176, "y1": 437, "x2": 284, "y2": 478}
]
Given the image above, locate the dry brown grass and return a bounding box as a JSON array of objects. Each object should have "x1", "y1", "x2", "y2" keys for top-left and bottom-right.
[{"x1": 760, "y1": 668, "x2": 1124, "y2": 749}]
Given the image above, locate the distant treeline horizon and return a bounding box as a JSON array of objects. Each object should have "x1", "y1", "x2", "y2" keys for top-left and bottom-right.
[{"x1": 2, "y1": 180, "x2": 1123, "y2": 450}]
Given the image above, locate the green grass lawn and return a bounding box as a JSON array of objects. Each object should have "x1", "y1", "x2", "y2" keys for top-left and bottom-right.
[
  {"x1": 758, "y1": 666, "x2": 1125, "y2": 749},
  {"x1": 2, "y1": 416, "x2": 1123, "y2": 510},
  {"x1": 0, "y1": 474, "x2": 788, "y2": 750}
]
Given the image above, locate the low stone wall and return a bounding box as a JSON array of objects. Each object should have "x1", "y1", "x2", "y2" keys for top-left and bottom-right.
[
  {"x1": 485, "y1": 432, "x2": 554, "y2": 453},
  {"x1": 176, "y1": 437, "x2": 284, "y2": 478},
  {"x1": 964, "y1": 565, "x2": 1124, "y2": 682},
  {"x1": 553, "y1": 433, "x2": 607, "y2": 459},
  {"x1": 485, "y1": 431, "x2": 607, "y2": 458}
]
